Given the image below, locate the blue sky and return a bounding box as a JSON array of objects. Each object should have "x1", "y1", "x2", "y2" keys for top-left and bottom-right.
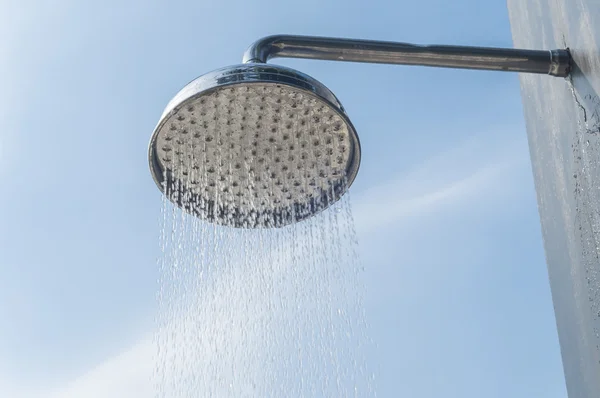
[{"x1": 0, "y1": 0, "x2": 567, "y2": 396}]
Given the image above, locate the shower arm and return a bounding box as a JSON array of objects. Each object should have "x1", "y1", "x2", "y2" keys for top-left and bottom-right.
[{"x1": 242, "y1": 34, "x2": 571, "y2": 77}]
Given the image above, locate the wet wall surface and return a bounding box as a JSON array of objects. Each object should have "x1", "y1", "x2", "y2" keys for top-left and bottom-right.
[{"x1": 508, "y1": 1, "x2": 600, "y2": 397}]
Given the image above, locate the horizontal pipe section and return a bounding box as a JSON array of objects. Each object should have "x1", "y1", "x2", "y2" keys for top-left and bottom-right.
[{"x1": 243, "y1": 35, "x2": 571, "y2": 77}]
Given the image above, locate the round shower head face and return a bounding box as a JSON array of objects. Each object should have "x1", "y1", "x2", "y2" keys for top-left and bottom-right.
[{"x1": 149, "y1": 64, "x2": 360, "y2": 228}]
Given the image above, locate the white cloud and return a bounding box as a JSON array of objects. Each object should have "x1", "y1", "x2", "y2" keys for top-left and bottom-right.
[
  {"x1": 48, "y1": 339, "x2": 154, "y2": 398},
  {"x1": 352, "y1": 161, "x2": 511, "y2": 232},
  {"x1": 353, "y1": 132, "x2": 528, "y2": 232}
]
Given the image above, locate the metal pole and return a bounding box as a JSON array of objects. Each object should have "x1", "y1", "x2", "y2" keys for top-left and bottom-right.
[{"x1": 243, "y1": 34, "x2": 571, "y2": 77}]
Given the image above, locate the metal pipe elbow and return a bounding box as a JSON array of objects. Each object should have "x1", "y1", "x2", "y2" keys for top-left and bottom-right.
[{"x1": 242, "y1": 35, "x2": 290, "y2": 63}]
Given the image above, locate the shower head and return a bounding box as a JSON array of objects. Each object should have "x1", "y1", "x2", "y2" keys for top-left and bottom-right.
[
  {"x1": 149, "y1": 34, "x2": 572, "y2": 228},
  {"x1": 148, "y1": 63, "x2": 361, "y2": 228}
]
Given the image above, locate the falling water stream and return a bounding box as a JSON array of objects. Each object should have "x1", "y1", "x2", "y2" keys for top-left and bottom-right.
[
  {"x1": 154, "y1": 192, "x2": 374, "y2": 397},
  {"x1": 152, "y1": 83, "x2": 374, "y2": 397}
]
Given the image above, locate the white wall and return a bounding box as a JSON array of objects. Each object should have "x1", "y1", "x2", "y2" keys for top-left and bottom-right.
[{"x1": 508, "y1": 1, "x2": 600, "y2": 397}]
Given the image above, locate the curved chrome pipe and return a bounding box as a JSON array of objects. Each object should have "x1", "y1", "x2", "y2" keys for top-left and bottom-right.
[{"x1": 243, "y1": 34, "x2": 571, "y2": 77}]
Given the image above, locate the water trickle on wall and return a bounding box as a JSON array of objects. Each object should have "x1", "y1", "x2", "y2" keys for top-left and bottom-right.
[{"x1": 152, "y1": 90, "x2": 375, "y2": 396}]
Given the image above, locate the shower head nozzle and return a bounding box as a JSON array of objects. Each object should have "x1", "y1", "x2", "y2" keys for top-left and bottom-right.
[{"x1": 148, "y1": 63, "x2": 361, "y2": 228}]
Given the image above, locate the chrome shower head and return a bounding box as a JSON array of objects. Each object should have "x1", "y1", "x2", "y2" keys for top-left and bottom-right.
[
  {"x1": 149, "y1": 34, "x2": 572, "y2": 228},
  {"x1": 148, "y1": 63, "x2": 361, "y2": 228}
]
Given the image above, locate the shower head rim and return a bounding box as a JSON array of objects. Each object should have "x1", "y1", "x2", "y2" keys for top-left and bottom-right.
[{"x1": 148, "y1": 63, "x2": 361, "y2": 227}]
